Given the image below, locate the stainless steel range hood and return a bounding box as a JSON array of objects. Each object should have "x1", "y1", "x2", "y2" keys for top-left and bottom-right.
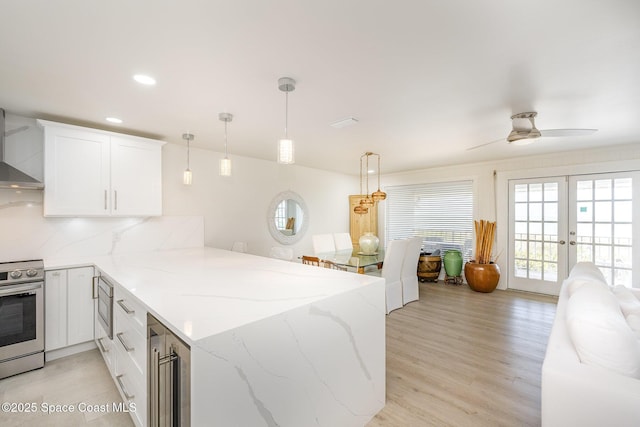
[{"x1": 0, "y1": 108, "x2": 44, "y2": 189}]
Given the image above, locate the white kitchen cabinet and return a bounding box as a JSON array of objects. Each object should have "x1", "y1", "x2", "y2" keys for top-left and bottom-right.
[
  {"x1": 113, "y1": 285, "x2": 147, "y2": 427},
  {"x1": 45, "y1": 266, "x2": 95, "y2": 352},
  {"x1": 39, "y1": 120, "x2": 164, "y2": 217}
]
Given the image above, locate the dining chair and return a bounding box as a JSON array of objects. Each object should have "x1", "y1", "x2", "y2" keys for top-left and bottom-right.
[
  {"x1": 333, "y1": 232, "x2": 354, "y2": 252},
  {"x1": 401, "y1": 236, "x2": 423, "y2": 305},
  {"x1": 312, "y1": 234, "x2": 336, "y2": 254},
  {"x1": 322, "y1": 260, "x2": 347, "y2": 271},
  {"x1": 370, "y1": 239, "x2": 408, "y2": 314},
  {"x1": 269, "y1": 246, "x2": 294, "y2": 261},
  {"x1": 301, "y1": 255, "x2": 321, "y2": 266}
]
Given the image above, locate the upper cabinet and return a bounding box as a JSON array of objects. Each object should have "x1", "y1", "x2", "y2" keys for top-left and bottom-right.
[{"x1": 39, "y1": 120, "x2": 165, "y2": 217}]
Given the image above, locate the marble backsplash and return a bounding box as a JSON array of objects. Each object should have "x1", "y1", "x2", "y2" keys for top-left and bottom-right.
[{"x1": 0, "y1": 189, "x2": 204, "y2": 261}]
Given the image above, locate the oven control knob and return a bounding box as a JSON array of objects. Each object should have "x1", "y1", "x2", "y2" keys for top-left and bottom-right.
[
  {"x1": 26, "y1": 269, "x2": 38, "y2": 277},
  {"x1": 10, "y1": 270, "x2": 23, "y2": 279}
]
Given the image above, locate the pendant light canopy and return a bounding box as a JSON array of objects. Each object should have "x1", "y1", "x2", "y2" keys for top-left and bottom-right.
[
  {"x1": 182, "y1": 132, "x2": 194, "y2": 185},
  {"x1": 354, "y1": 152, "x2": 386, "y2": 214},
  {"x1": 277, "y1": 77, "x2": 296, "y2": 164},
  {"x1": 219, "y1": 112, "x2": 233, "y2": 177}
]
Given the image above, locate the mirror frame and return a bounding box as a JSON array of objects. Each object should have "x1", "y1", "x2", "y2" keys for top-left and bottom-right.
[{"x1": 267, "y1": 190, "x2": 309, "y2": 245}]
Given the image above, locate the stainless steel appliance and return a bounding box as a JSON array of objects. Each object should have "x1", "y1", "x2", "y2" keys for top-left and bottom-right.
[
  {"x1": 148, "y1": 313, "x2": 190, "y2": 427},
  {"x1": 0, "y1": 259, "x2": 44, "y2": 379},
  {"x1": 96, "y1": 274, "x2": 114, "y2": 339}
]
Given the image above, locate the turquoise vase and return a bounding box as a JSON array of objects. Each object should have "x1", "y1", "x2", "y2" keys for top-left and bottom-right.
[{"x1": 443, "y1": 250, "x2": 463, "y2": 277}]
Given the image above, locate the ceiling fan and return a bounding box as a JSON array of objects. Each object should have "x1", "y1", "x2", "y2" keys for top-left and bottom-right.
[{"x1": 467, "y1": 112, "x2": 597, "y2": 151}]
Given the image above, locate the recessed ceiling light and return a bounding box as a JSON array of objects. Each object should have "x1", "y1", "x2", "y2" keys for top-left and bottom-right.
[
  {"x1": 106, "y1": 117, "x2": 123, "y2": 124},
  {"x1": 133, "y1": 74, "x2": 156, "y2": 86}
]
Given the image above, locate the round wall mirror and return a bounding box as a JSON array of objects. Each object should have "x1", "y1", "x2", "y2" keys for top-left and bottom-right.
[{"x1": 267, "y1": 191, "x2": 309, "y2": 245}]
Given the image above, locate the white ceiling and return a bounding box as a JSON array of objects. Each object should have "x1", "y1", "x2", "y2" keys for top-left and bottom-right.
[{"x1": 1, "y1": 0, "x2": 639, "y2": 175}]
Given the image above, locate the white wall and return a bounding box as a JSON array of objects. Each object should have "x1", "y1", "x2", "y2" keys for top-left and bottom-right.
[
  {"x1": 161, "y1": 143, "x2": 357, "y2": 259},
  {"x1": 379, "y1": 143, "x2": 640, "y2": 289}
]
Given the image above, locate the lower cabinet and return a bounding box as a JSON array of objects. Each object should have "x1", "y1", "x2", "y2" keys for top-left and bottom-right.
[
  {"x1": 113, "y1": 284, "x2": 147, "y2": 427},
  {"x1": 45, "y1": 267, "x2": 95, "y2": 352}
]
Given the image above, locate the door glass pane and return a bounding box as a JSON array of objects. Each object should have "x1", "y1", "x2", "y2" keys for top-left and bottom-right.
[
  {"x1": 574, "y1": 177, "x2": 633, "y2": 287},
  {"x1": 613, "y1": 201, "x2": 632, "y2": 222},
  {"x1": 614, "y1": 178, "x2": 632, "y2": 199},
  {"x1": 511, "y1": 181, "x2": 560, "y2": 284},
  {"x1": 594, "y1": 179, "x2": 612, "y2": 200},
  {"x1": 577, "y1": 202, "x2": 592, "y2": 222},
  {"x1": 576, "y1": 181, "x2": 592, "y2": 200},
  {"x1": 594, "y1": 201, "x2": 612, "y2": 222},
  {"x1": 515, "y1": 184, "x2": 528, "y2": 202}
]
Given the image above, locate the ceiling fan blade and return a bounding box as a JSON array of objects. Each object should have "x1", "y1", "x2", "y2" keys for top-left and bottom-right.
[
  {"x1": 540, "y1": 128, "x2": 598, "y2": 138},
  {"x1": 466, "y1": 138, "x2": 505, "y2": 151}
]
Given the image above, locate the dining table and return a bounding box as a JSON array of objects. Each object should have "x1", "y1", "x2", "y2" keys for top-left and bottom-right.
[{"x1": 315, "y1": 249, "x2": 385, "y2": 274}]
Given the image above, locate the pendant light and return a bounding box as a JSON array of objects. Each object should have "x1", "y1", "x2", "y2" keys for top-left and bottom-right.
[
  {"x1": 182, "y1": 132, "x2": 194, "y2": 185},
  {"x1": 354, "y1": 153, "x2": 369, "y2": 215},
  {"x1": 354, "y1": 152, "x2": 386, "y2": 214},
  {"x1": 219, "y1": 112, "x2": 233, "y2": 177},
  {"x1": 277, "y1": 77, "x2": 296, "y2": 164}
]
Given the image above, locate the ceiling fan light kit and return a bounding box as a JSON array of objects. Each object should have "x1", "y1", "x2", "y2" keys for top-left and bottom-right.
[{"x1": 467, "y1": 111, "x2": 598, "y2": 150}]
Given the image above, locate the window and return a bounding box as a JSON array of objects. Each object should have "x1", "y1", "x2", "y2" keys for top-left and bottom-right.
[{"x1": 385, "y1": 180, "x2": 474, "y2": 261}]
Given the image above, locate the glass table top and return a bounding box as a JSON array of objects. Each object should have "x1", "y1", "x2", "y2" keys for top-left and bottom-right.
[{"x1": 315, "y1": 249, "x2": 384, "y2": 272}]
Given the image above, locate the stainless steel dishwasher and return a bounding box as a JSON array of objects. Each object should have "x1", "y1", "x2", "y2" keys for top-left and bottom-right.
[{"x1": 148, "y1": 313, "x2": 190, "y2": 427}]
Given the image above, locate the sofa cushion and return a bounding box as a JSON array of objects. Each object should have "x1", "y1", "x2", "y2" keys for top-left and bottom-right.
[
  {"x1": 566, "y1": 277, "x2": 609, "y2": 296},
  {"x1": 612, "y1": 285, "x2": 640, "y2": 317},
  {"x1": 568, "y1": 262, "x2": 607, "y2": 283},
  {"x1": 627, "y1": 314, "x2": 640, "y2": 339},
  {"x1": 566, "y1": 284, "x2": 640, "y2": 379}
]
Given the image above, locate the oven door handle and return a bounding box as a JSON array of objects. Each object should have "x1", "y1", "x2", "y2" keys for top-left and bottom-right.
[{"x1": 0, "y1": 282, "x2": 42, "y2": 296}]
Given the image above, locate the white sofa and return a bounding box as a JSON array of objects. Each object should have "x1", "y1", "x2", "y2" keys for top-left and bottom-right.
[{"x1": 541, "y1": 262, "x2": 640, "y2": 427}]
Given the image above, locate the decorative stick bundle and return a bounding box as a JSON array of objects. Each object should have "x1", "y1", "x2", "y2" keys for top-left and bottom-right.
[{"x1": 474, "y1": 220, "x2": 496, "y2": 264}]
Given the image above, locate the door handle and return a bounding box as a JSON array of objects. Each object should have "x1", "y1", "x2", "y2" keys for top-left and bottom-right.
[
  {"x1": 558, "y1": 240, "x2": 565, "y2": 245},
  {"x1": 569, "y1": 241, "x2": 576, "y2": 245}
]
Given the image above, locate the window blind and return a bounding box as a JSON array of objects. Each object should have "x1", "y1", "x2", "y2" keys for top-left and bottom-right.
[{"x1": 385, "y1": 180, "x2": 474, "y2": 261}]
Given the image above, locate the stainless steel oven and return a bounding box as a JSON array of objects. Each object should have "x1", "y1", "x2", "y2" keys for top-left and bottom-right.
[
  {"x1": 0, "y1": 260, "x2": 44, "y2": 379},
  {"x1": 96, "y1": 274, "x2": 114, "y2": 339}
]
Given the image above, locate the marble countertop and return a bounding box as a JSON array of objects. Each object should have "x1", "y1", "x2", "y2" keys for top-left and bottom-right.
[{"x1": 45, "y1": 247, "x2": 384, "y2": 344}]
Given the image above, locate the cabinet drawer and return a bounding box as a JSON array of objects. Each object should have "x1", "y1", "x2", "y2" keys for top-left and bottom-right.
[
  {"x1": 114, "y1": 290, "x2": 146, "y2": 336},
  {"x1": 114, "y1": 307, "x2": 146, "y2": 376},
  {"x1": 115, "y1": 343, "x2": 146, "y2": 427}
]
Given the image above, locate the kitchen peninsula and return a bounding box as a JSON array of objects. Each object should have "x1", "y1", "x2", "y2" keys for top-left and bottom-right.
[{"x1": 46, "y1": 247, "x2": 386, "y2": 426}]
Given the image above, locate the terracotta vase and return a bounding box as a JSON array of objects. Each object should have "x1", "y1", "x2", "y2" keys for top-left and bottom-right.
[{"x1": 464, "y1": 262, "x2": 500, "y2": 293}]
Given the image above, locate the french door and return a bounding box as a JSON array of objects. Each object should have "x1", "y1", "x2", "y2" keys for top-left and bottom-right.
[{"x1": 508, "y1": 171, "x2": 639, "y2": 295}]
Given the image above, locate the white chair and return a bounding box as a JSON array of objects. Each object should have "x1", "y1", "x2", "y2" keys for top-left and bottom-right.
[
  {"x1": 269, "y1": 246, "x2": 294, "y2": 261},
  {"x1": 401, "y1": 237, "x2": 423, "y2": 305},
  {"x1": 333, "y1": 233, "x2": 354, "y2": 252},
  {"x1": 372, "y1": 239, "x2": 408, "y2": 314},
  {"x1": 312, "y1": 234, "x2": 335, "y2": 254},
  {"x1": 231, "y1": 241, "x2": 247, "y2": 253}
]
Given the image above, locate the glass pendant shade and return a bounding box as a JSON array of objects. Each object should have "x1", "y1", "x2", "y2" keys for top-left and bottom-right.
[
  {"x1": 182, "y1": 132, "x2": 194, "y2": 186},
  {"x1": 219, "y1": 112, "x2": 233, "y2": 177},
  {"x1": 278, "y1": 138, "x2": 294, "y2": 164},
  {"x1": 219, "y1": 157, "x2": 231, "y2": 177},
  {"x1": 353, "y1": 204, "x2": 368, "y2": 215},
  {"x1": 277, "y1": 77, "x2": 296, "y2": 165},
  {"x1": 372, "y1": 189, "x2": 387, "y2": 202},
  {"x1": 183, "y1": 169, "x2": 192, "y2": 185},
  {"x1": 360, "y1": 196, "x2": 374, "y2": 207}
]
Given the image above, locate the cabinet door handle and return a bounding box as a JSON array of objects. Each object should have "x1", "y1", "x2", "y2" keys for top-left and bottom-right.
[
  {"x1": 116, "y1": 374, "x2": 135, "y2": 400},
  {"x1": 114, "y1": 190, "x2": 118, "y2": 210},
  {"x1": 96, "y1": 337, "x2": 109, "y2": 353},
  {"x1": 92, "y1": 276, "x2": 98, "y2": 299},
  {"x1": 117, "y1": 299, "x2": 135, "y2": 315},
  {"x1": 104, "y1": 189, "x2": 108, "y2": 210},
  {"x1": 116, "y1": 332, "x2": 135, "y2": 352}
]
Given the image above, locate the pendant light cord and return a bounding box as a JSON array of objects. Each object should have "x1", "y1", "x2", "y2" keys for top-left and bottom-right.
[
  {"x1": 224, "y1": 120, "x2": 229, "y2": 158},
  {"x1": 284, "y1": 91, "x2": 289, "y2": 138},
  {"x1": 186, "y1": 134, "x2": 190, "y2": 169}
]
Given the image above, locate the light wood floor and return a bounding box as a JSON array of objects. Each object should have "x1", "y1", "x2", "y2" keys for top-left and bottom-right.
[
  {"x1": 368, "y1": 281, "x2": 558, "y2": 427},
  {"x1": 0, "y1": 281, "x2": 557, "y2": 427}
]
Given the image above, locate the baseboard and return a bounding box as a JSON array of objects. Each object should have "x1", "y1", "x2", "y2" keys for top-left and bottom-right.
[{"x1": 45, "y1": 341, "x2": 97, "y2": 362}]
